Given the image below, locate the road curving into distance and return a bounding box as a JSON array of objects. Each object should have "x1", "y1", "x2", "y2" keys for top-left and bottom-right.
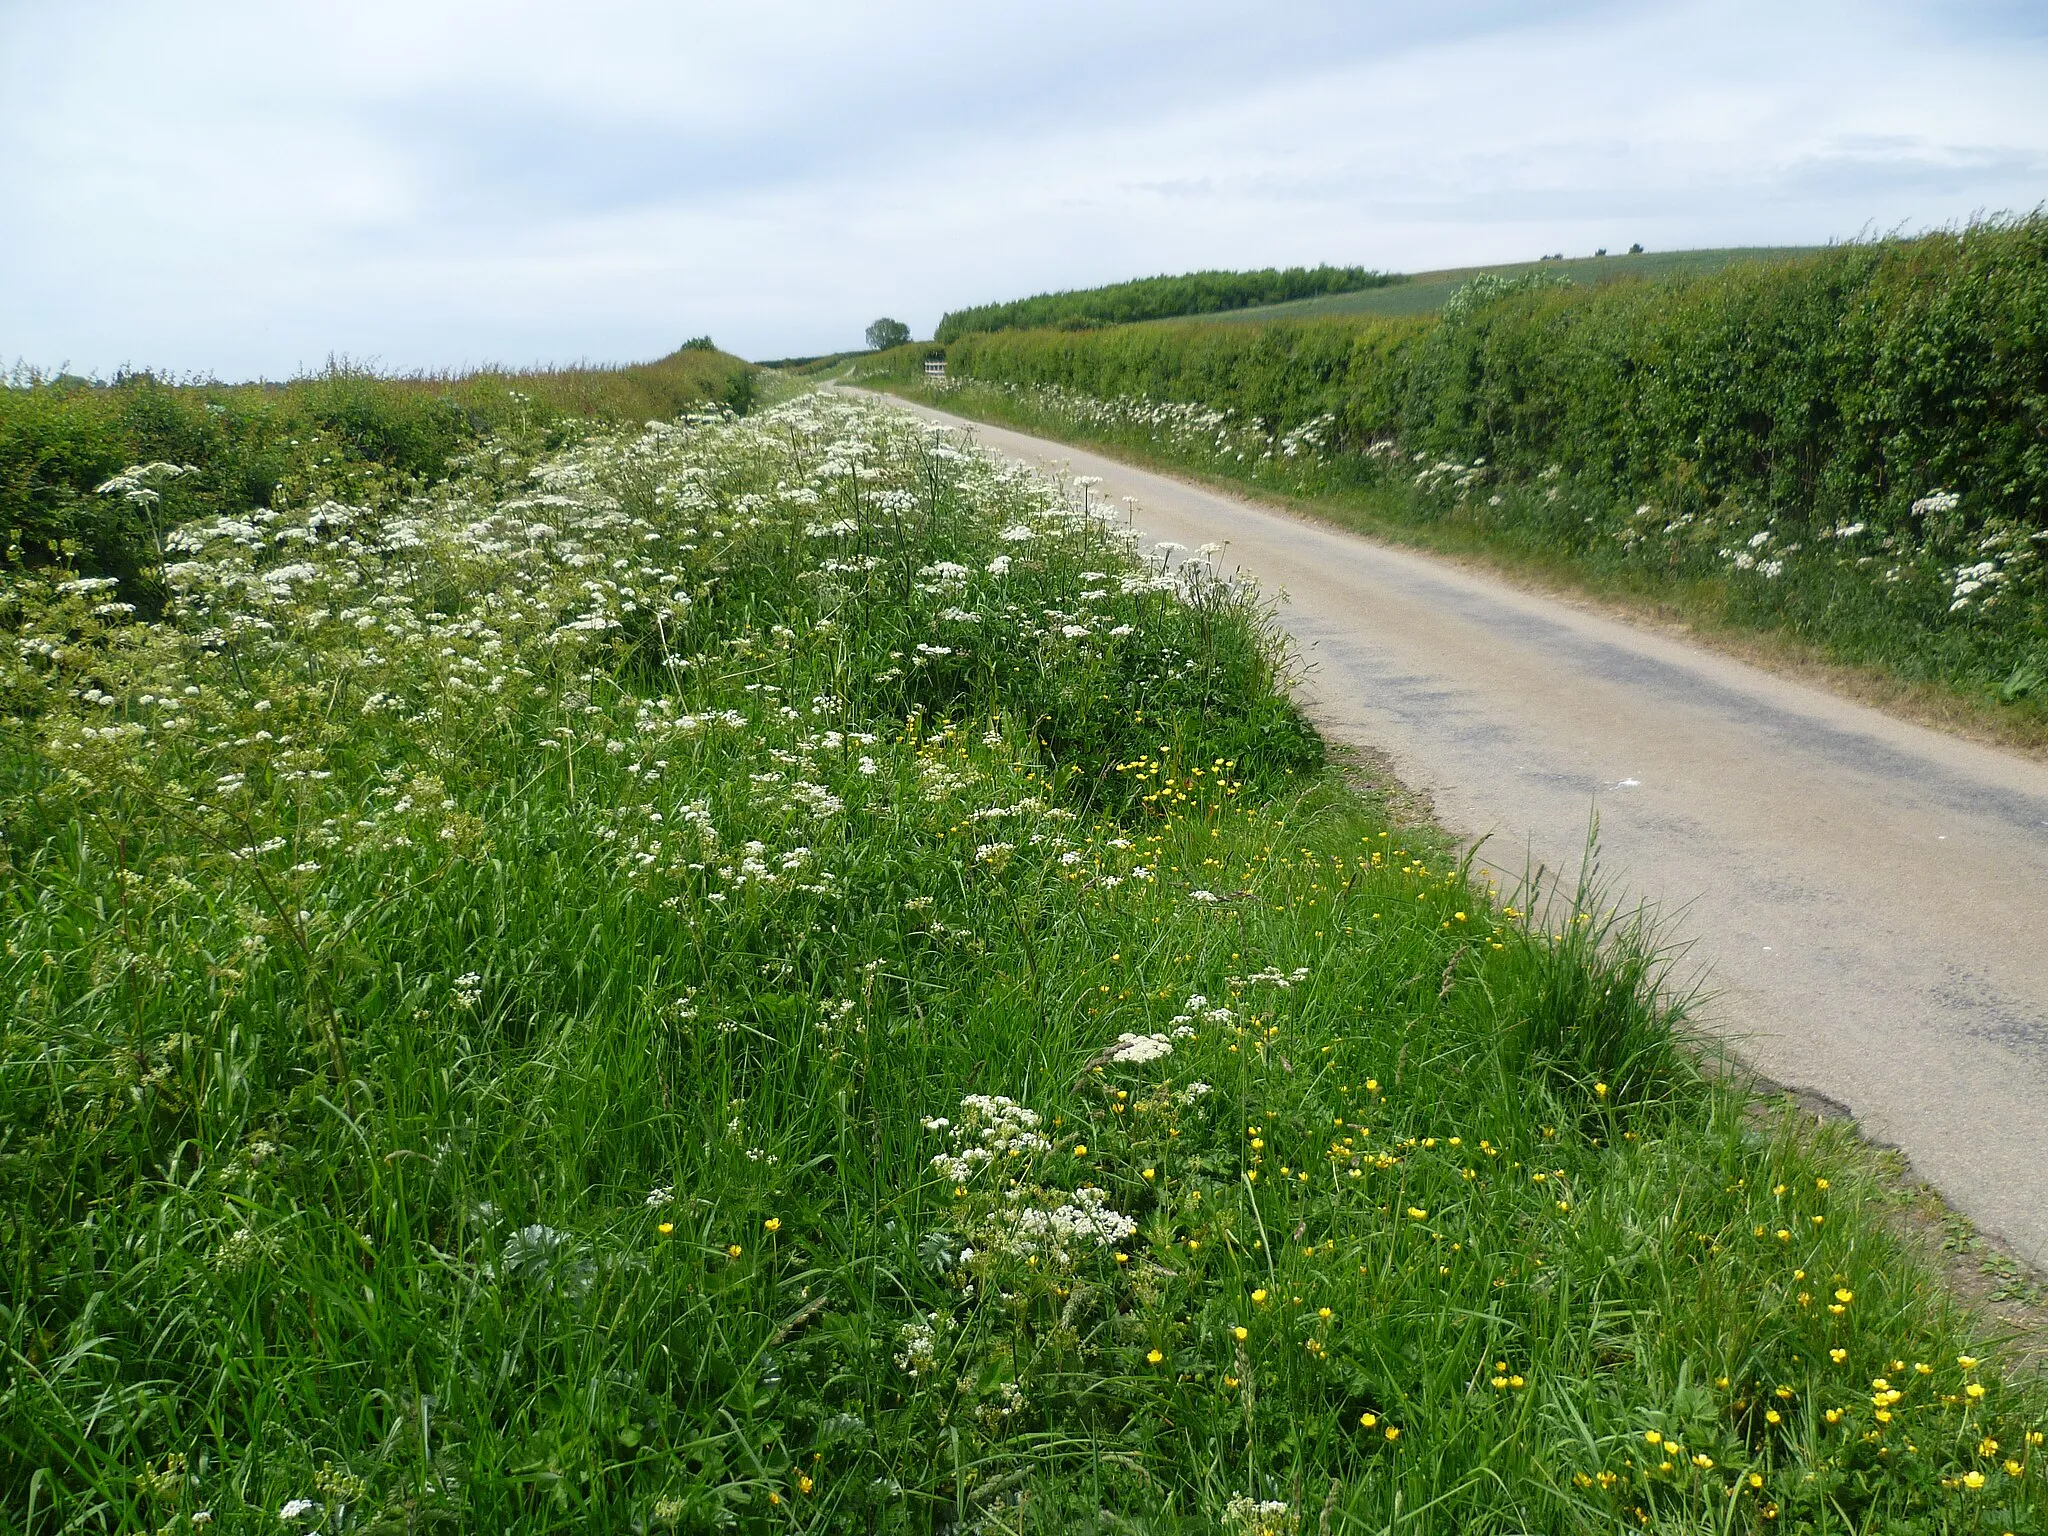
[{"x1": 860, "y1": 389, "x2": 2048, "y2": 1271}]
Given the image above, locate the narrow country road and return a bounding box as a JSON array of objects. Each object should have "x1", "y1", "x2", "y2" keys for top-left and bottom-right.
[{"x1": 864, "y1": 391, "x2": 2048, "y2": 1270}]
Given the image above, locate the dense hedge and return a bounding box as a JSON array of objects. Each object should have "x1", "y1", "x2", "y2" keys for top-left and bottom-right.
[
  {"x1": 1, "y1": 348, "x2": 759, "y2": 593},
  {"x1": 934, "y1": 265, "x2": 1398, "y2": 343},
  {"x1": 944, "y1": 220, "x2": 2048, "y2": 550}
]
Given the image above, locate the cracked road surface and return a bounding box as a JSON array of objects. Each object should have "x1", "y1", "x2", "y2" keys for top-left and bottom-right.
[{"x1": 866, "y1": 391, "x2": 2048, "y2": 1269}]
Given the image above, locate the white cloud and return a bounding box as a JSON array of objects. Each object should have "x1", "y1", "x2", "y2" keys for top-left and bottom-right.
[{"x1": 2, "y1": 0, "x2": 2042, "y2": 375}]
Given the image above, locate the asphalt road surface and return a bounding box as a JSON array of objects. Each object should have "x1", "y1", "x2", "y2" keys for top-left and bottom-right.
[{"x1": 864, "y1": 391, "x2": 2048, "y2": 1270}]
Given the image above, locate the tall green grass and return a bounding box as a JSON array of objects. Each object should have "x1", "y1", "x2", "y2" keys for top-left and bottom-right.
[{"x1": 3, "y1": 393, "x2": 2041, "y2": 1532}]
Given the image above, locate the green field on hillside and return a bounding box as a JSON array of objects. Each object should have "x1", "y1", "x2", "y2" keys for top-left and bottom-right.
[
  {"x1": 5, "y1": 385, "x2": 2045, "y2": 1533},
  {"x1": 1188, "y1": 247, "x2": 1824, "y2": 323}
]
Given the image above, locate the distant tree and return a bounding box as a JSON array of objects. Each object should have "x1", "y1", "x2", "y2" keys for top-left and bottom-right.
[
  {"x1": 680, "y1": 335, "x2": 718, "y2": 351},
  {"x1": 866, "y1": 318, "x2": 911, "y2": 351},
  {"x1": 1629, "y1": 243, "x2": 1644, "y2": 255}
]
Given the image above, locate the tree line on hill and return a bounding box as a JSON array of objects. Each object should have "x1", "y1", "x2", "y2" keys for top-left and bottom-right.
[{"x1": 933, "y1": 265, "x2": 1399, "y2": 343}]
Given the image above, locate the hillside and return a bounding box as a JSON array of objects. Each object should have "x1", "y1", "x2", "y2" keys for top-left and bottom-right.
[
  {"x1": 926, "y1": 251, "x2": 1823, "y2": 351},
  {"x1": 1193, "y1": 246, "x2": 1823, "y2": 323}
]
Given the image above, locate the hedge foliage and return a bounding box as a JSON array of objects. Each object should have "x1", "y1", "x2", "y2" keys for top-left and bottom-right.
[
  {"x1": 1, "y1": 348, "x2": 759, "y2": 596},
  {"x1": 934, "y1": 265, "x2": 1398, "y2": 343},
  {"x1": 942, "y1": 220, "x2": 2048, "y2": 552}
]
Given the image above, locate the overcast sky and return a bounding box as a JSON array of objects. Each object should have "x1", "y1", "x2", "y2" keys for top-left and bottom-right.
[{"x1": 3, "y1": 1, "x2": 2044, "y2": 377}]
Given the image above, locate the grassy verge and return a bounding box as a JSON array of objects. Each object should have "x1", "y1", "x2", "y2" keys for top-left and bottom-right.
[
  {"x1": 865, "y1": 373, "x2": 2048, "y2": 754},
  {"x1": 4, "y1": 395, "x2": 2044, "y2": 1533}
]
